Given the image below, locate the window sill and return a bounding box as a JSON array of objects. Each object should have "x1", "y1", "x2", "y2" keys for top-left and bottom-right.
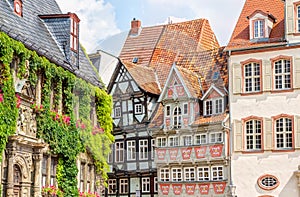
[
  {"x1": 241, "y1": 91, "x2": 263, "y2": 96},
  {"x1": 272, "y1": 148, "x2": 294, "y2": 153},
  {"x1": 242, "y1": 150, "x2": 264, "y2": 154},
  {"x1": 270, "y1": 88, "x2": 293, "y2": 94}
]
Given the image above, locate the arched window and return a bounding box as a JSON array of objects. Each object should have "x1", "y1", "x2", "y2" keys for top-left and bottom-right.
[
  {"x1": 173, "y1": 106, "x2": 182, "y2": 129},
  {"x1": 275, "y1": 117, "x2": 293, "y2": 149},
  {"x1": 274, "y1": 59, "x2": 291, "y2": 90}
]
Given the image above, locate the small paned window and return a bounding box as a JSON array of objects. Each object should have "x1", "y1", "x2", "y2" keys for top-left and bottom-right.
[
  {"x1": 183, "y1": 135, "x2": 192, "y2": 146},
  {"x1": 142, "y1": 177, "x2": 150, "y2": 192},
  {"x1": 245, "y1": 119, "x2": 262, "y2": 150},
  {"x1": 183, "y1": 103, "x2": 188, "y2": 114},
  {"x1": 257, "y1": 174, "x2": 279, "y2": 190},
  {"x1": 157, "y1": 137, "x2": 167, "y2": 147},
  {"x1": 254, "y1": 20, "x2": 264, "y2": 38},
  {"x1": 160, "y1": 168, "x2": 170, "y2": 181},
  {"x1": 195, "y1": 134, "x2": 207, "y2": 145},
  {"x1": 119, "y1": 179, "x2": 128, "y2": 194},
  {"x1": 173, "y1": 107, "x2": 182, "y2": 128},
  {"x1": 166, "y1": 105, "x2": 171, "y2": 116},
  {"x1": 211, "y1": 166, "x2": 224, "y2": 181},
  {"x1": 184, "y1": 167, "x2": 195, "y2": 181},
  {"x1": 154, "y1": 177, "x2": 158, "y2": 192},
  {"x1": 244, "y1": 62, "x2": 261, "y2": 92},
  {"x1": 169, "y1": 136, "x2": 179, "y2": 147},
  {"x1": 115, "y1": 142, "x2": 124, "y2": 162},
  {"x1": 114, "y1": 107, "x2": 121, "y2": 118},
  {"x1": 274, "y1": 59, "x2": 291, "y2": 90},
  {"x1": 275, "y1": 117, "x2": 293, "y2": 149},
  {"x1": 70, "y1": 17, "x2": 79, "y2": 52},
  {"x1": 204, "y1": 98, "x2": 223, "y2": 116},
  {"x1": 127, "y1": 141, "x2": 136, "y2": 161},
  {"x1": 135, "y1": 104, "x2": 143, "y2": 114},
  {"x1": 197, "y1": 167, "x2": 210, "y2": 181},
  {"x1": 139, "y1": 140, "x2": 148, "y2": 160},
  {"x1": 210, "y1": 132, "x2": 223, "y2": 143},
  {"x1": 172, "y1": 168, "x2": 182, "y2": 182},
  {"x1": 108, "y1": 179, "x2": 116, "y2": 194},
  {"x1": 297, "y1": 6, "x2": 300, "y2": 32}
]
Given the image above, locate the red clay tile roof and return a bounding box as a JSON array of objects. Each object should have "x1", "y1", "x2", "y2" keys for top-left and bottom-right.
[
  {"x1": 122, "y1": 61, "x2": 161, "y2": 95},
  {"x1": 193, "y1": 113, "x2": 227, "y2": 125},
  {"x1": 226, "y1": 0, "x2": 285, "y2": 50}
]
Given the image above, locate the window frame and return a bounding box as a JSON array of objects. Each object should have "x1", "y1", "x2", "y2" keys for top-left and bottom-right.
[
  {"x1": 253, "y1": 19, "x2": 265, "y2": 38},
  {"x1": 160, "y1": 168, "x2": 170, "y2": 182},
  {"x1": 157, "y1": 137, "x2": 167, "y2": 147},
  {"x1": 173, "y1": 106, "x2": 182, "y2": 128},
  {"x1": 182, "y1": 135, "x2": 192, "y2": 146},
  {"x1": 127, "y1": 140, "x2": 136, "y2": 161},
  {"x1": 183, "y1": 103, "x2": 188, "y2": 115},
  {"x1": 119, "y1": 179, "x2": 128, "y2": 194},
  {"x1": 184, "y1": 167, "x2": 195, "y2": 182},
  {"x1": 169, "y1": 135, "x2": 179, "y2": 147},
  {"x1": 195, "y1": 133, "x2": 207, "y2": 145},
  {"x1": 294, "y1": 2, "x2": 300, "y2": 33},
  {"x1": 114, "y1": 106, "x2": 121, "y2": 118},
  {"x1": 108, "y1": 179, "x2": 117, "y2": 194},
  {"x1": 70, "y1": 16, "x2": 79, "y2": 52},
  {"x1": 151, "y1": 139, "x2": 155, "y2": 159},
  {"x1": 241, "y1": 59, "x2": 262, "y2": 93},
  {"x1": 273, "y1": 115, "x2": 294, "y2": 150},
  {"x1": 135, "y1": 103, "x2": 143, "y2": 114},
  {"x1": 171, "y1": 168, "x2": 182, "y2": 182},
  {"x1": 115, "y1": 142, "x2": 124, "y2": 163},
  {"x1": 209, "y1": 132, "x2": 223, "y2": 143},
  {"x1": 204, "y1": 97, "x2": 224, "y2": 116},
  {"x1": 211, "y1": 166, "x2": 224, "y2": 181},
  {"x1": 197, "y1": 166, "x2": 210, "y2": 181},
  {"x1": 243, "y1": 117, "x2": 263, "y2": 151},
  {"x1": 271, "y1": 56, "x2": 293, "y2": 91},
  {"x1": 139, "y1": 139, "x2": 148, "y2": 160},
  {"x1": 142, "y1": 177, "x2": 150, "y2": 192},
  {"x1": 154, "y1": 177, "x2": 158, "y2": 192},
  {"x1": 165, "y1": 105, "x2": 171, "y2": 117}
]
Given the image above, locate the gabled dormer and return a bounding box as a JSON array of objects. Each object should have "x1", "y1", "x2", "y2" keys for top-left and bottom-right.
[
  {"x1": 247, "y1": 10, "x2": 276, "y2": 42},
  {"x1": 39, "y1": 13, "x2": 80, "y2": 68},
  {"x1": 201, "y1": 84, "x2": 226, "y2": 116},
  {"x1": 159, "y1": 64, "x2": 201, "y2": 129}
]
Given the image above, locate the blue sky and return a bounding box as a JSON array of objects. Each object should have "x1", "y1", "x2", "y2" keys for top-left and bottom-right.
[{"x1": 56, "y1": 0, "x2": 246, "y2": 52}]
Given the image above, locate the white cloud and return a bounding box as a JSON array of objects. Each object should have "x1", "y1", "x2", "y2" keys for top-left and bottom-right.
[{"x1": 56, "y1": 0, "x2": 121, "y2": 52}]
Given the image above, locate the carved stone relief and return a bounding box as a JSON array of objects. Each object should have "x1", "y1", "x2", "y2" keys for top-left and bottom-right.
[{"x1": 17, "y1": 106, "x2": 36, "y2": 137}]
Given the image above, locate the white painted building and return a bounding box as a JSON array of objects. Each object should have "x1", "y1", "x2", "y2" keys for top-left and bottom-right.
[{"x1": 226, "y1": 0, "x2": 300, "y2": 196}]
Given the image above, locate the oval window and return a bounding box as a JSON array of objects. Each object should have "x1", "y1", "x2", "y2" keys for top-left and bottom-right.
[{"x1": 257, "y1": 174, "x2": 279, "y2": 190}]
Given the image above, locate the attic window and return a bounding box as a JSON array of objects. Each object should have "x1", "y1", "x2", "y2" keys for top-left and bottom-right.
[
  {"x1": 132, "y1": 57, "x2": 139, "y2": 63},
  {"x1": 70, "y1": 16, "x2": 79, "y2": 52},
  {"x1": 14, "y1": 0, "x2": 22, "y2": 17},
  {"x1": 253, "y1": 20, "x2": 264, "y2": 38}
]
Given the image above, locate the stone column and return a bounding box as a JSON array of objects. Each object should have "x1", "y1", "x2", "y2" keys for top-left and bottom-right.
[
  {"x1": 33, "y1": 153, "x2": 42, "y2": 197},
  {"x1": 6, "y1": 150, "x2": 15, "y2": 197},
  {"x1": 84, "y1": 162, "x2": 87, "y2": 192},
  {"x1": 90, "y1": 165, "x2": 95, "y2": 193}
]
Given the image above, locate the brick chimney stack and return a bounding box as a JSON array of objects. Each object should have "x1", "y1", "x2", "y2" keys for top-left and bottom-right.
[{"x1": 130, "y1": 18, "x2": 141, "y2": 36}]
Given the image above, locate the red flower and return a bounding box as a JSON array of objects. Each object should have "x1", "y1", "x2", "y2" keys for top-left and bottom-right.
[
  {"x1": 0, "y1": 93, "x2": 3, "y2": 103},
  {"x1": 16, "y1": 93, "x2": 21, "y2": 108}
]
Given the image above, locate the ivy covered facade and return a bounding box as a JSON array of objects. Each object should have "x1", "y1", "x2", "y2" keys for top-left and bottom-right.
[{"x1": 0, "y1": 0, "x2": 113, "y2": 197}]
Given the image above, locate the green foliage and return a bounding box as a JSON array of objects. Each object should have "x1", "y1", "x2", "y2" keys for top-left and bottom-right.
[{"x1": 0, "y1": 31, "x2": 114, "y2": 196}]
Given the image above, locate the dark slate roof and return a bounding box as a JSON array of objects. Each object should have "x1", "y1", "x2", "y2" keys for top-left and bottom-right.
[{"x1": 0, "y1": 0, "x2": 101, "y2": 87}]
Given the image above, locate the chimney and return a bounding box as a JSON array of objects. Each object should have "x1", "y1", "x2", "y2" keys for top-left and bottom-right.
[{"x1": 130, "y1": 18, "x2": 141, "y2": 36}]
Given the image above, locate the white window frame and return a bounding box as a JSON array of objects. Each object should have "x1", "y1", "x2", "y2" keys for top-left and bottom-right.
[
  {"x1": 211, "y1": 166, "x2": 224, "y2": 181},
  {"x1": 119, "y1": 179, "x2": 128, "y2": 194},
  {"x1": 160, "y1": 168, "x2": 170, "y2": 181},
  {"x1": 195, "y1": 133, "x2": 207, "y2": 145},
  {"x1": 157, "y1": 137, "x2": 167, "y2": 147},
  {"x1": 183, "y1": 135, "x2": 192, "y2": 146},
  {"x1": 184, "y1": 167, "x2": 195, "y2": 181},
  {"x1": 169, "y1": 136, "x2": 179, "y2": 147},
  {"x1": 297, "y1": 5, "x2": 300, "y2": 32},
  {"x1": 142, "y1": 177, "x2": 150, "y2": 192},
  {"x1": 183, "y1": 103, "x2": 188, "y2": 115},
  {"x1": 275, "y1": 117, "x2": 293, "y2": 149},
  {"x1": 127, "y1": 141, "x2": 136, "y2": 161},
  {"x1": 197, "y1": 167, "x2": 210, "y2": 181},
  {"x1": 253, "y1": 19, "x2": 264, "y2": 38},
  {"x1": 115, "y1": 142, "x2": 124, "y2": 163},
  {"x1": 108, "y1": 179, "x2": 116, "y2": 194},
  {"x1": 139, "y1": 140, "x2": 148, "y2": 160},
  {"x1": 204, "y1": 98, "x2": 224, "y2": 116},
  {"x1": 114, "y1": 106, "x2": 121, "y2": 118},
  {"x1": 244, "y1": 62, "x2": 261, "y2": 92},
  {"x1": 173, "y1": 106, "x2": 182, "y2": 128},
  {"x1": 209, "y1": 132, "x2": 223, "y2": 143},
  {"x1": 274, "y1": 59, "x2": 291, "y2": 90},
  {"x1": 135, "y1": 103, "x2": 143, "y2": 114},
  {"x1": 172, "y1": 168, "x2": 182, "y2": 182},
  {"x1": 245, "y1": 119, "x2": 262, "y2": 150}
]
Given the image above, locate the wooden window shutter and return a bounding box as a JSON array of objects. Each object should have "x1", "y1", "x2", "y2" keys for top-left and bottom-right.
[
  {"x1": 263, "y1": 60, "x2": 272, "y2": 91},
  {"x1": 294, "y1": 58, "x2": 300, "y2": 89},
  {"x1": 287, "y1": 5, "x2": 294, "y2": 34},
  {"x1": 234, "y1": 119, "x2": 242, "y2": 151},
  {"x1": 295, "y1": 116, "x2": 300, "y2": 148},
  {"x1": 264, "y1": 118, "x2": 273, "y2": 150},
  {"x1": 232, "y1": 63, "x2": 242, "y2": 94}
]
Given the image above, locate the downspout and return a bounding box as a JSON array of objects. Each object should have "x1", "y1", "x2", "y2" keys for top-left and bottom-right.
[{"x1": 221, "y1": 50, "x2": 236, "y2": 197}]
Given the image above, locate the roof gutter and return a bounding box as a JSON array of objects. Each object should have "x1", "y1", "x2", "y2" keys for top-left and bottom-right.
[{"x1": 225, "y1": 42, "x2": 287, "y2": 53}]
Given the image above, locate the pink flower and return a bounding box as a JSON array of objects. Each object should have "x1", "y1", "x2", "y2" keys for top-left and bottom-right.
[
  {"x1": 63, "y1": 115, "x2": 71, "y2": 125},
  {"x1": 16, "y1": 93, "x2": 21, "y2": 108},
  {"x1": 0, "y1": 93, "x2": 3, "y2": 103},
  {"x1": 80, "y1": 123, "x2": 86, "y2": 129}
]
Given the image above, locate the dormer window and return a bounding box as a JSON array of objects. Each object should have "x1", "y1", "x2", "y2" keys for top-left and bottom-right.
[
  {"x1": 248, "y1": 10, "x2": 276, "y2": 41},
  {"x1": 204, "y1": 98, "x2": 223, "y2": 116},
  {"x1": 70, "y1": 15, "x2": 80, "y2": 52},
  {"x1": 173, "y1": 106, "x2": 182, "y2": 129},
  {"x1": 14, "y1": 0, "x2": 22, "y2": 17},
  {"x1": 253, "y1": 20, "x2": 264, "y2": 38}
]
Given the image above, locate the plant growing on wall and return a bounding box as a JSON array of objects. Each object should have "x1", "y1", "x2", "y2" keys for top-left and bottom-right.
[{"x1": 0, "y1": 31, "x2": 114, "y2": 196}]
